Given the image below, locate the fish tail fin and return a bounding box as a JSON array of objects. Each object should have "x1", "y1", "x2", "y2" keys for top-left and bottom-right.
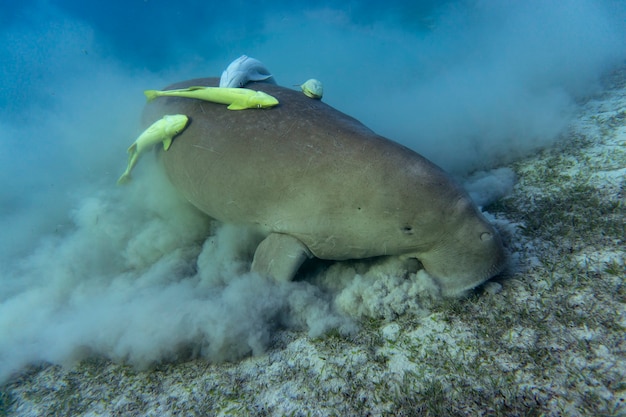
[
  {"x1": 144, "y1": 90, "x2": 159, "y2": 102},
  {"x1": 117, "y1": 173, "x2": 131, "y2": 185},
  {"x1": 117, "y1": 143, "x2": 138, "y2": 185}
]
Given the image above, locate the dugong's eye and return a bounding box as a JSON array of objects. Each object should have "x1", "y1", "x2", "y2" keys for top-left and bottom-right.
[{"x1": 401, "y1": 226, "x2": 414, "y2": 235}]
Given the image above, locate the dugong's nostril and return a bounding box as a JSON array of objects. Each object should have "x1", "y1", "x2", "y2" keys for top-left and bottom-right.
[{"x1": 480, "y1": 232, "x2": 493, "y2": 241}]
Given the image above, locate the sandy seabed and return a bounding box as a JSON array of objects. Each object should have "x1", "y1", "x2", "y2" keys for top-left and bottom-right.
[{"x1": 1, "y1": 67, "x2": 625, "y2": 417}]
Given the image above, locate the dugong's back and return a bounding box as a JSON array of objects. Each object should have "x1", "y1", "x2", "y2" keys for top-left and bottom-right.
[{"x1": 143, "y1": 78, "x2": 506, "y2": 295}]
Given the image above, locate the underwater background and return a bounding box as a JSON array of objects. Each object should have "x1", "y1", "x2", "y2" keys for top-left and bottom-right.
[{"x1": 1, "y1": 1, "x2": 626, "y2": 415}]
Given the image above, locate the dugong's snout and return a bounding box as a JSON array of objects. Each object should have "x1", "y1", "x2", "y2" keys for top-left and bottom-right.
[{"x1": 416, "y1": 209, "x2": 507, "y2": 297}]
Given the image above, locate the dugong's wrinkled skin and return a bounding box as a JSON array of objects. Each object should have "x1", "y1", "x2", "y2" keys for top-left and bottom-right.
[{"x1": 143, "y1": 78, "x2": 506, "y2": 296}]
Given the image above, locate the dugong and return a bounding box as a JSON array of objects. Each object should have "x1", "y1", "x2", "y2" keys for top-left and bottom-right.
[{"x1": 143, "y1": 78, "x2": 506, "y2": 296}]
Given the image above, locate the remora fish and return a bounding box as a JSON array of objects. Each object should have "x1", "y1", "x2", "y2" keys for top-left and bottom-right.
[
  {"x1": 300, "y1": 79, "x2": 323, "y2": 99},
  {"x1": 144, "y1": 86, "x2": 279, "y2": 110},
  {"x1": 219, "y1": 55, "x2": 275, "y2": 88},
  {"x1": 117, "y1": 114, "x2": 188, "y2": 185}
]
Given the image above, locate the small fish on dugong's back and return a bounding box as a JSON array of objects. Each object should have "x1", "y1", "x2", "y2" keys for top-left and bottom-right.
[
  {"x1": 144, "y1": 86, "x2": 279, "y2": 110},
  {"x1": 117, "y1": 114, "x2": 189, "y2": 185},
  {"x1": 220, "y1": 55, "x2": 276, "y2": 88},
  {"x1": 300, "y1": 79, "x2": 323, "y2": 99},
  {"x1": 143, "y1": 78, "x2": 507, "y2": 296}
]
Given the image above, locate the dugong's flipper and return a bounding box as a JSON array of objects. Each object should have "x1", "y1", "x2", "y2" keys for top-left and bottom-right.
[{"x1": 251, "y1": 233, "x2": 312, "y2": 282}]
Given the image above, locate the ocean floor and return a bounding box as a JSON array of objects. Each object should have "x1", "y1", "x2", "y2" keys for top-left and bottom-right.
[{"x1": 1, "y1": 67, "x2": 625, "y2": 416}]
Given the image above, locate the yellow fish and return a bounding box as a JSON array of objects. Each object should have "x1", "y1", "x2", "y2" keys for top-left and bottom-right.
[
  {"x1": 117, "y1": 114, "x2": 189, "y2": 185},
  {"x1": 144, "y1": 86, "x2": 279, "y2": 110},
  {"x1": 300, "y1": 79, "x2": 323, "y2": 100}
]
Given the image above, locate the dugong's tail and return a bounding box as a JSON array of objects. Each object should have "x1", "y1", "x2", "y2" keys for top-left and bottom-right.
[{"x1": 144, "y1": 90, "x2": 159, "y2": 102}]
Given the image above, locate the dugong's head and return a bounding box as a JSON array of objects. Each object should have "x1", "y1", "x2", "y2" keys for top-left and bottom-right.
[{"x1": 407, "y1": 197, "x2": 506, "y2": 297}]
